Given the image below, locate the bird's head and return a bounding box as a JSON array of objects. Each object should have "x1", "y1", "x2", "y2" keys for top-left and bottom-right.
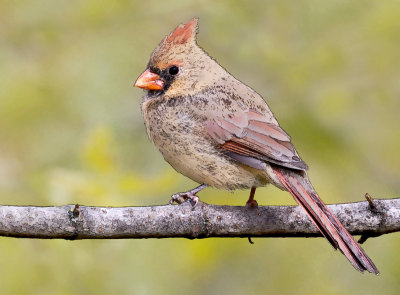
[{"x1": 135, "y1": 18, "x2": 221, "y2": 98}]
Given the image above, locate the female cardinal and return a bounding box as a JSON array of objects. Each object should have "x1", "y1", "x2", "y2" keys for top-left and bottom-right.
[{"x1": 134, "y1": 18, "x2": 378, "y2": 274}]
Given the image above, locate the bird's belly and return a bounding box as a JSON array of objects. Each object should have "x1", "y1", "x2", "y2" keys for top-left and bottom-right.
[{"x1": 154, "y1": 133, "x2": 269, "y2": 190}]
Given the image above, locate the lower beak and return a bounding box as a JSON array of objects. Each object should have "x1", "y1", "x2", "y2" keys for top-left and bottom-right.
[{"x1": 134, "y1": 69, "x2": 164, "y2": 91}]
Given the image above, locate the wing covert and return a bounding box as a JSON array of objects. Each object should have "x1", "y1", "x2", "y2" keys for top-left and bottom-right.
[{"x1": 207, "y1": 109, "x2": 308, "y2": 171}]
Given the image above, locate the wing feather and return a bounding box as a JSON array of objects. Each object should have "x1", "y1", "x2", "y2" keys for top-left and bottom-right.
[{"x1": 207, "y1": 109, "x2": 308, "y2": 171}]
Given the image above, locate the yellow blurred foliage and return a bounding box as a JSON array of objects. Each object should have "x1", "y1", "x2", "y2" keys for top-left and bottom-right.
[{"x1": 82, "y1": 126, "x2": 116, "y2": 174}]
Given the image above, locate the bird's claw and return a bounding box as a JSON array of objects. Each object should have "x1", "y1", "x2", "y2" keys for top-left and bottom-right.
[
  {"x1": 169, "y1": 184, "x2": 206, "y2": 206},
  {"x1": 169, "y1": 192, "x2": 199, "y2": 207}
]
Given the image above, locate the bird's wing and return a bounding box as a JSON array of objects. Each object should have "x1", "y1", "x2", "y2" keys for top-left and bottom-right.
[{"x1": 207, "y1": 108, "x2": 308, "y2": 171}]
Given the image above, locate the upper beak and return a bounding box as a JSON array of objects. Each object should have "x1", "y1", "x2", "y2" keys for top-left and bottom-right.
[{"x1": 134, "y1": 69, "x2": 164, "y2": 91}]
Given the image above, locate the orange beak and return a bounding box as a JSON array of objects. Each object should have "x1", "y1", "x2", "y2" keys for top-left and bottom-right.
[{"x1": 134, "y1": 69, "x2": 164, "y2": 91}]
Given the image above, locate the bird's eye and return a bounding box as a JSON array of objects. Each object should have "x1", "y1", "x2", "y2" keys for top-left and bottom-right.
[{"x1": 168, "y1": 66, "x2": 179, "y2": 75}]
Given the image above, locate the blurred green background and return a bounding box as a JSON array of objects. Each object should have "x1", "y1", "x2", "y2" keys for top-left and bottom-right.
[{"x1": 0, "y1": 0, "x2": 399, "y2": 294}]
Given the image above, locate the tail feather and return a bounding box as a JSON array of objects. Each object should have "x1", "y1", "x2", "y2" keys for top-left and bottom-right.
[{"x1": 272, "y1": 166, "x2": 379, "y2": 274}]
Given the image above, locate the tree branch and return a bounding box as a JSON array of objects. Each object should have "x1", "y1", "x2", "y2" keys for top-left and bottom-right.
[{"x1": 0, "y1": 197, "x2": 399, "y2": 241}]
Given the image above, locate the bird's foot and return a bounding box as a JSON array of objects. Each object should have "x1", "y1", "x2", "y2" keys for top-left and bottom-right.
[
  {"x1": 246, "y1": 199, "x2": 258, "y2": 208},
  {"x1": 170, "y1": 192, "x2": 199, "y2": 206},
  {"x1": 169, "y1": 184, "x2": 207, "y2": 207}
]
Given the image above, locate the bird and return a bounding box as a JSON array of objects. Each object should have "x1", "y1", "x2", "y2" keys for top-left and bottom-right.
[{"x1": 134, "y1": 18, "x2": 379, "y2": 274}]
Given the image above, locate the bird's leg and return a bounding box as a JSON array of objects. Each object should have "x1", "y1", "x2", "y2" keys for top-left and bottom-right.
[
  {"x1": 246, "y1": 187, "x2": 258, "y2": 208},
  {"x1": 169, "y1": 184, "x2": 208, "y2": 206}
]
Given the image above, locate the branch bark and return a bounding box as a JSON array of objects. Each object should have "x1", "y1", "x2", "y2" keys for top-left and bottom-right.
[{"x1": 0, "y1": 197, "x2": 399, "y2": 241}]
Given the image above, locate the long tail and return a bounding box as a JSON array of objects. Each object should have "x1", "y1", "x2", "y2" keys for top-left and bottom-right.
[{"x1": 272, "y1": 166, "x2": 379, "y2": 274}]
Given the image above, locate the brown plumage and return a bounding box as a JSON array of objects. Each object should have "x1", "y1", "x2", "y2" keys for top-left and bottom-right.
[{"x1": 134, "y1": 18, "x2": 379, "y2": 274}]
